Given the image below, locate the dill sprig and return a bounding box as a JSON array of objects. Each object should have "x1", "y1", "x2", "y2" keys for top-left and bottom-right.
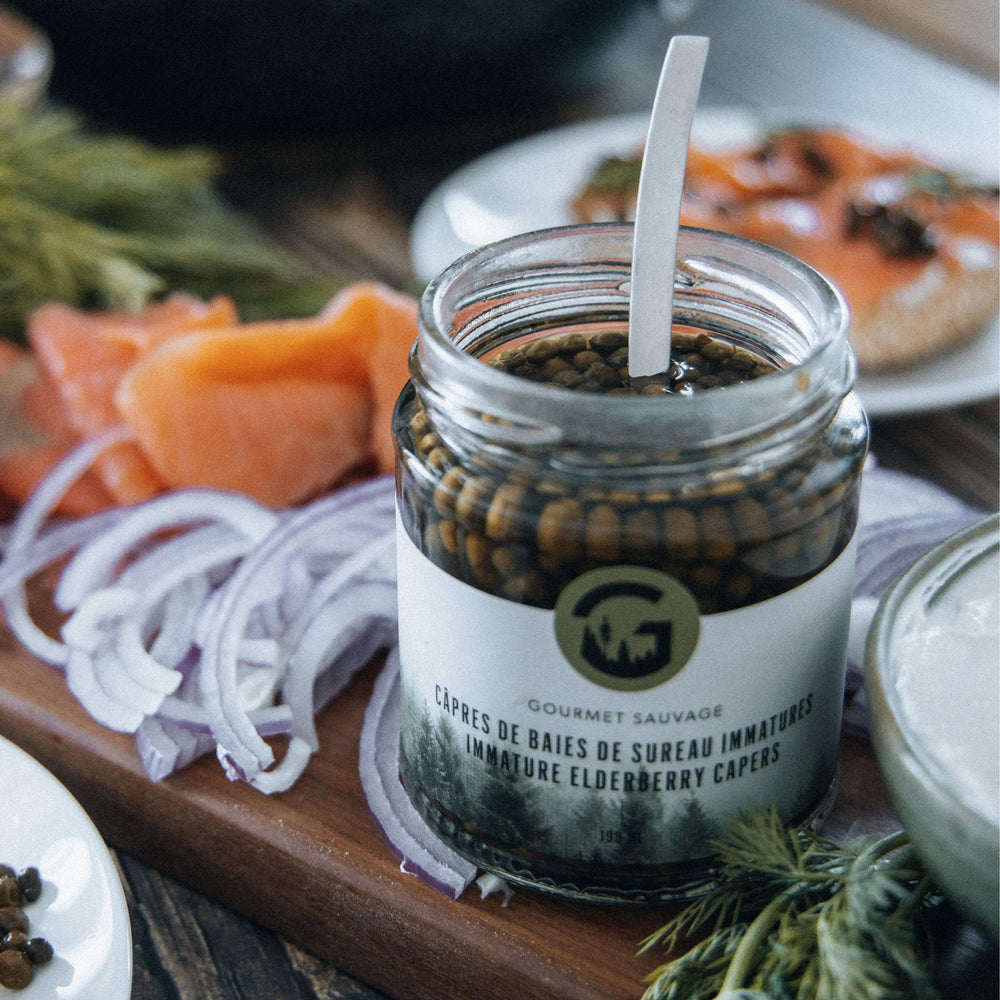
[
  {"x1": 639, "y1": 807, "x2": 940, "y2": 1000},
  {"x1": 0, "y1": 103, "x2": 339, "y2": 340}
]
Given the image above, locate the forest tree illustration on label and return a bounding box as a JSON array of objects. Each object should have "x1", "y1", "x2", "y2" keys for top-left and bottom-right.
[{"x1": 554, "y1": 566, "x2": 701, "y2": 691}]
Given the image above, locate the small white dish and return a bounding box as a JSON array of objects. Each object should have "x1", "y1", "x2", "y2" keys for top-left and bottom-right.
[
  {"x1": 0, "y1": 735, "x2": 132, "y2": 999},
  {"x1": 866, "y1": 514, "x2": 999, "y2": 939},
  {"x1": 410, "y1": 108, "x2": 999, "y2": 417}
]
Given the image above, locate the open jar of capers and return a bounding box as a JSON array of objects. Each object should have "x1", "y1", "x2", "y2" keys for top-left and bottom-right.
[{"x1": 392, "y1": 224, "x2": 868, "y2": 902}]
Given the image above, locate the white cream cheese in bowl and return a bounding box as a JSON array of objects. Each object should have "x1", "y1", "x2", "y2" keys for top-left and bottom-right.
[{"x1": 866, "y1": 513, "x2": 999, "y2": 939}]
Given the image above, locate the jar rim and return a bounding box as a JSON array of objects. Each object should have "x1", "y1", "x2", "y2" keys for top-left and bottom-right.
[{"x1": 416, "y1": 223, "x2": 855, "y2": 450}]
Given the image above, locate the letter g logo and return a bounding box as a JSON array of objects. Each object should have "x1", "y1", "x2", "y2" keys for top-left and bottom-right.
[{"x1": 553, "y1": 565, "x2": 701, "y2": 691}]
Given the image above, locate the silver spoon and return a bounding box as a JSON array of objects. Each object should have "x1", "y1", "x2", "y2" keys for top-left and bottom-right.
[{"x1": 628, "y1": 34, "x2": 709, "y2": 378}]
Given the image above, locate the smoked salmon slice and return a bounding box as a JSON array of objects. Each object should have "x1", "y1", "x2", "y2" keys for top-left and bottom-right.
[
  {"x1": 0, "y1": 440, "x2": 114, "y2": 516},
  {"x1": 1, "y1": 283, "x2": 419, "y2": 514},
  {"x1": 115, "y1": 282, "x2": 418, "y2": 509},
  {"x1": 362, "y1": 284, "x2": 419, "y2": 475},
  {"x1": 27, "y1": 293, "x2": 239, "y2": 505},
  {"x1": 0, "y1": 341, "x2": 115, "y2": 514}
]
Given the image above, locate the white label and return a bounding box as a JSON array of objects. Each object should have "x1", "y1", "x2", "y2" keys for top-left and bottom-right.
[{"x1": 396, "y1": 511, "x2": 856, "y2": 865}]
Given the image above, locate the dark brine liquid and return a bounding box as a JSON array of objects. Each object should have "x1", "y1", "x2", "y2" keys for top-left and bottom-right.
[{"x1": 396, "y1": 329, "x2": 860, "y2": 616}]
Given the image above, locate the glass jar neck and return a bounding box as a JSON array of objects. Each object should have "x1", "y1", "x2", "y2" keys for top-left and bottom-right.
[{"x1": 414, "y1": 224, "x2": 855, "y2": 469}]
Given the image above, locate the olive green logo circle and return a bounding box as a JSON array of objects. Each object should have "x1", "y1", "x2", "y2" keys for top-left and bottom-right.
[{"x1": 553, "y1": 566, "x2": 701, "y2": 692}]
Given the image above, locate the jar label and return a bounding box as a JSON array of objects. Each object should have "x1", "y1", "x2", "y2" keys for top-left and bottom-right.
[{"x1": 396, "y1": 513, "x2": 857, "y2": 866}]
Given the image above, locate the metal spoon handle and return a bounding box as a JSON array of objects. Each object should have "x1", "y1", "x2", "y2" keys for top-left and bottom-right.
[{"x1": 628, "y1": 34, "x2": 709, "y2": 378}]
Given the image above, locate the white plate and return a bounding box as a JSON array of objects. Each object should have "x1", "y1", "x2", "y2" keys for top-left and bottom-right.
[
  {"x1": 0, "y1": 735, "x2": 132, "y2": 999},
  {"x1": 410, "y1": 108, "x2": 999, "y2": 417}
]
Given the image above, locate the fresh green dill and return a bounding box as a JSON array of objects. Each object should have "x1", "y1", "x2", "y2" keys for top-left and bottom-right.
[
  {"x1": 639, "y1": 807, "x2": 940, "y2": 1000},
  {"x1": 0, "y1": 103, "x2": 339, "y2": 341}
]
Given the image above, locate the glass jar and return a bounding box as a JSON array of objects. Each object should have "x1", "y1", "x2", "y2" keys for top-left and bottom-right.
[{"x1": 392, "y1": 224, "x2": 868, "y2": 902}]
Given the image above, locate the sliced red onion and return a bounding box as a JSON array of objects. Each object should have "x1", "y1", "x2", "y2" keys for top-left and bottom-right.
[
  {"x1": 4, "y1": 427, "x2": 133, "y2": 555},
  {"x1": 55, "y1": 524, "x2": 253, "y2": 729},
  {"x1": 857, "y1": 460, "x2": 979, "y2": 528},
  {"x1": 1, "y1": 594, "x2": 68, "y2": 666},
  {"x1": 136, "y1": 715, "x2": 217, "y2": 781},
  {"x1": 841, "y1": 683, "x2": 872, "y2": 740},
  {"x1": 153, "y1": 694, "x2": 293, "y2": 736},
  {"x1": 114, "y1": 618, "x2": 186, "y2": 695},
  {"x1": 100, "y1": 649, "x2": 175, "y2": 716},
  {"x1": 0, "y1": 510, "x2": 124, "y2": 594},
  {"x1": 311, "y1": 609, "x2": 397, "y2": 719},
  {"x1": 135, "y1": 716, "x2": 182, "y2": 782},
  {"x1": 112, "y1": 523, "x2": 246, "y2": 592},
  {"x1": 1, "y1": 428, "x2": 134, "y2": 665},
  {"x1": 853, "y1": 512, "x2": 985, "y2": 600},
  {"x1": 65, "y1": 646, "x2": 146, "y2": 732},
  {"x1": 236, "y1": 637, "x2": 283, "y2": 670},
  {"x1": 3, "y1": 438, "x2": 399, "y2": 788},
  {"x1": 197, "y1": 477, "x2": 396, "y2": 783},
  {"x1": 249, "y1": 736, "x2": 314, "y2": 795},
  {"x1": 280, "y1": 569, "x2": 397, "y2": 750},
  {"x1": 246, "y1": 705, "x2": 296, "y2": 736},
  {"x1": 59, "y1": 586, "x2": 179, "y2": 727},
  {"x1": 60, "y1": 586, "x2": 137, "y2": 652},
  {"x1": 359, "y1": 649, "x2": 478, "y2": 900},
  {"x1": 148, "y1": 575, "x2": 208, "y2": 669},
  {"x1": 54, "y1": 490, "x2": 277, "y2": 611}
]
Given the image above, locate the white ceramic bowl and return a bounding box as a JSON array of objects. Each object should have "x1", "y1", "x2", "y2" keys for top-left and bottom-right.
[{"x1": 866, "y1": 513, "x2": 999, "y2": 939}]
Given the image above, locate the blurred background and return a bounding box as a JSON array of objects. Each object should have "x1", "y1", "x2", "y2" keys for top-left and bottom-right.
[
  {"x1": 3, "y1": 0, "x2": 997, "y2": 141},
  {"x1": 0, "y1": 4, "x2": 996, "y2": 999}
]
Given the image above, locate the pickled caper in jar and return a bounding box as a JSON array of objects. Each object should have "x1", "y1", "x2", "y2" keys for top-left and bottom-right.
[{"x1": 397, "y1": 329, "x2": 860, "y2": 615}]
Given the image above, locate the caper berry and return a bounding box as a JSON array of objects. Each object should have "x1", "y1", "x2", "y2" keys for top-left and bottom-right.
[
  {"x1": 0, "y1": 932, "x2": 27, "y2": 952},
  {"x1": 13, "y1": 871, "x2": 39, "y2": 906},
  {"x1": 0, "y1": 864, "x2": 54, "y2": 991},
  {"x1": 0, "y1": 911, "x2": 26, "y2": 936},
  {"x1": 584, "y1": 504, "x2": 621, "y2": 562},
  {"x1": 0, "y1": 950, "x2": 31, "y2": 990},
  {"x1": 23, "y1": 938, "x2": 53, "y2": 966},
  {"x1": 485, "y1": 483, "x2": 529, "y2": 543},
  {"x1": 0, "y1": 881, "x2": 18, "y2": 911},
  {"x1": 398, "y1": 329, "x2": 862, "y2": 613}
]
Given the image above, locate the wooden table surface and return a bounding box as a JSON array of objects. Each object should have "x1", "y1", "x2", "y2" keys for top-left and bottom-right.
[{"x1": 3, "y1": 3, "x2": 999, "y2": 998}]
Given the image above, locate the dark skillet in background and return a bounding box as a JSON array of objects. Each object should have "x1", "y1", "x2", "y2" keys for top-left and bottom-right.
[{"x1": 8, "y1": 0, "x2": 645, "y2": 140}]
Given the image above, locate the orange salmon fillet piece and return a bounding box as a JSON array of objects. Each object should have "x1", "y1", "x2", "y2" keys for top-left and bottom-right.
[
  {"x1": 1, "y1": 283, "x2": 418, "y2": 514},
  {"x1": 362, "y1": 284, "x2": 419, "y2": 474},
  {"x1": 27, "y1": 293, "x2": 239, "y2": 505},
  {"x1": 115, "y1": 282, "x2": 418, "y2": 509},
  {"x1": 0, "y1": 441, "x2": 114, "y2": 516},
  {"x1": 0, "y1": 341, "x2": 115, "y2": 514}
]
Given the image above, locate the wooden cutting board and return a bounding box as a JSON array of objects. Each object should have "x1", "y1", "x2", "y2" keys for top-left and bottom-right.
[{"x1": 0, "y1": 593, "x2": 896, "y2": 1000}]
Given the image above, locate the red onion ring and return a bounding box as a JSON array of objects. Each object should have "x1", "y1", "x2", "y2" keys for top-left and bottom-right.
[
  {"x1": 359, "y1": 649, "x2": 478, "y2": 900},
  {"x1": 1, "y1": 434, "x2": 399, "y2": 789},
  {"x1": 1, "y1": 427, "x2": 134, "y2": 664},
  {"x1": 197, "y1": 477, "x2": 396, "y2": 782},
  {"x1": 54, "y1": 492, "x2": 277, "y2": 611}
]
